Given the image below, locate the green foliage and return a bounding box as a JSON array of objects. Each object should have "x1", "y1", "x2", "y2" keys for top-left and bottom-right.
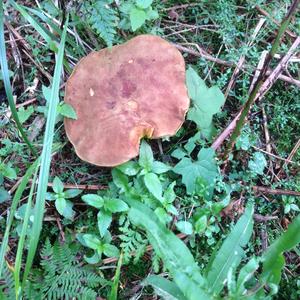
[
  {"x1": 173, "y1": 148, "x2": 218, "y2": 198},
  {"x1": 28, "y1": 239, "x2": 108, "y2": 299},
  {"x1": 205, "y1": 204, "x2": 254, "y2": 295},
  {"x1": 248, "y1": 152, "x2": 267, "y2": 175},
  {"x1": 46, "y1": 176, "x2": 82, "y2": 220},
  {"x1": 83, "y1": 0, "x2": 118, "y2": 47},
  {"x1": 186, "y1": 67, "x2": 225, "y2": 138}
]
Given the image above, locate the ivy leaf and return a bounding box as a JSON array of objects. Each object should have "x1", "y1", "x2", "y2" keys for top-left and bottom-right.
[
  {"x1": 173, "y1": 148, "x2": 218, "y2": 197},
  {"x1": 58, "y1": 102, "x2": 77, "y2": 119},
  {"x1": 52, "y1": 176, "x2": 64, "y2": 193},
  {"x1": 130, "y1": 7, "x2": 146, "y2": 31},
  {"x1": 248, "y1": 152, "x2": 267, "y2": 175},
  {"x1": 186, "y1": 67, "x2": 224, "y2": 137},
  {"x1": 144, "y1": 172, "x2": 162, "y2": 201},
  {"x1": 82, "y1": 194, "x2": 104, "y2": 209},
  {"x1": 139, "y1": 140, "x2": 153, "y2": 171},
  {"x1": 97, "y1": 210, "x2": 112, "y2": 237}
]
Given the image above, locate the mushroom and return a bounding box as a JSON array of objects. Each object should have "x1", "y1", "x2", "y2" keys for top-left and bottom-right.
[{"x1": 64, "y1": 34, "x2": 190, "y2": 167}]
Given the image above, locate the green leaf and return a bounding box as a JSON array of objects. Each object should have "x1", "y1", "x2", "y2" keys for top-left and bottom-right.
[
  {"x1": 136, "y1": 0, "x2": 153, "y2": 9},
  {"x1": 52, "y1": 176, "x2": 64, "y2": 193},
  {"x1": 116, "y1": 161, "x2": 140, "y2": 176},
  {"x1": 62, "y1": 200, "x2": 75, "y2": 219},
  {"x1": 248, "y1": 152, "x2": 267, "y2": 175},
  {"x1": 155, "y1": 207, "x2": 172, "y2": 224},
  {"x1": 144, "y1": 172, "x2": 162, "y2": 201},
  {"x1": 173, "y1": 148, "x2": 217, "y2": 197},
  {"x1": 82, "y1": 194, "x2": 104, "y2": 209},
  {"x1": 45, "y1": 192, "x2": 56, "y2": 201},
  {"x1": 112, "y1": 169, "x2": 129, "y2": 192},
  {"x1": 194, "y1": 215, "x2": 207, "y2": 234},
  {"x1": 104, "y1": 198, "x2": 128, "y2": 213},
  {"x1": 97, "y1": 210, "x2": 112, "y2": 237},
  {"x1": 176, "y1": 221, "x2": 193, "y2": 235},
  {"x1": 139, "y1": 140, "x2": 153, "y2": 171},
  {"x1": 260, "y1": 214, "x2": 300, "y2": 290},
  {"x1": 186, "y1": 67, "x2": 224, "y2": 137},
  {"x1": 205, "y1": 204, "x2": 254, "y2": 295},
  {"x1": 130, "y1": 7, "x2": 147, "y2": 31},
  {"x1": 17, "y1": 106, "x2": 34, "y2": 124},
  {"x1": 55, "y1": 197, "x2": 67, "y2": 216},
  {"x1": 103, "y1": 244, "x2": 120, "y2": 258},
  {"x1": 59, "y1": 102, "x2": 77, "y2": 119},
  {"x1": 152, "y1": 161, "x2": 171, "y2": 174},
  {"x1": 127, "y1": 198, "x2": 211, "y2": 299},
  {"x1": 0, "y1": 188, "x2": 10, "y2": 203},
  {"x1": 64, "y1": 188, "x2": 82, "y2": 199},
  {"x1": 1, "y1": 165, "x2": 17, "y2": 180},
  {"x1": 82, "y1": 234, "x2": 102, "y2": 250},
  {"x1": 143, "y1": 275, "x2": 187, "y2": 300}
]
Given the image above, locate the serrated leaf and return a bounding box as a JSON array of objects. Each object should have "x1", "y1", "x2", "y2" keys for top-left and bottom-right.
[
  {"x1": 59, "y1": 102, "x2": 77, "y2": 119},
  {"x1": 98, "y1": 210, "x2": 112, "y2": 237},
  {"x1": 64, "y1": 188, "x2": 82, "y2": 198},
  {"x1": 116, "y1": 161, "x2": 140, "y2": 176},
  {"x1": 173, "y1": 148, "x2": 217, "y2": 197},
  {"x1": 127, "y1": 199, "x2": 211, "y2": 299},
  {"x1": 186, "y1": 67, "x2": 224, "y2": 137},
  {"x1": 152, "y1": 161, "x2": 171, "y2": 174},
  {"x1": 104, "y1": 198, "x2": 128, "y2": 213},
  {"x1": 144, "y1": 172, "x2": 162, "y2": 201},
  {"x1": 1, "y1": 165, "x2": 17, "y2": 180},
  {"x1": 130, "y1": 7, "x2": 147, "y2": 31},
  {"x1": 52, "y1": 176, "x2": 64, "y2": 193},
  {"x1": 139, "y1": 140, "x2": 153, "y2": 171},
  {"x1": 55, "y1": 197, "x2": 66, "y2": 216},
  {"x1": 205, "y1": 204, "x2": 254, "y2": 295},
  {"x1": 103, "y1": 243, "x2": 120, "y2": 258},
  {"x1": 82, "y1": 234, "x2": 101, "y2": 250},
  {"x1": 82, "y1": 194, "x2": 104, "y2": 209}
]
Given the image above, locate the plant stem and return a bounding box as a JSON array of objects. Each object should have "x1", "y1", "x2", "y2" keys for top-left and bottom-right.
[{"x1": 223, "y1": 0, "x2": 300, "y2": 161}]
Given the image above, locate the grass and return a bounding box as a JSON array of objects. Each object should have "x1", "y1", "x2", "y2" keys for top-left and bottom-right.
[{"x1": 0, "y1": 0, "x2": 299, "y2": 299}]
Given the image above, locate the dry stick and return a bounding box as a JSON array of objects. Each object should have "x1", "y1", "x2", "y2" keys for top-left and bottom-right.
[
  {"x1": 224, "y1": 18, "x2": 266, "y2": 99},
  {"x1": 175, "y1": 43, "x2": 300, "y2": 87},
  {"x1": 253, "y1": 186, "x2": 300, "y2": 197},
  {"x1": 249, "y1": 51, "x2": 268, "y2": 94},
  {"x1": 276, "y1": 138, "x2": 300, "y2": 178},
  {"x1": 255, "y1": 5, "x2": 297, "y2": 39},
  {"x1": 222, "y1": 0, "x2": 300, "y2": 162},
  {"x1": 46, "y1": 181, "x2": 108, "y2": 191}
]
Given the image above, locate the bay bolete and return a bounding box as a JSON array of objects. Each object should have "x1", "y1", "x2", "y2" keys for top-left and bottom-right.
[{"x1": 64, "y1": 34, "x2": 190, "y2": 167}]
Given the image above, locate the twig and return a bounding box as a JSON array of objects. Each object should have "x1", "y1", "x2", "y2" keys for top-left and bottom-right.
[
  {"x1": 255, "y1": 5, "x2": 297, "y2": 39},
  {"x1": 47, "y1": 182, "x2": 108, "y2": 190},
  {"x1": 224, "y1": 18, "x2": 266, "y2": 99},
  {"x1": 249, "y1": 51, "x2": 268, "y2": 94},
  {"x1": 253, "y1": 186, "x2": 300, "y2": 197},
  {"x1": 277, "y1": 138, "x2": 300, "y2": 178},
  {"x1": 162, "y1": 3, "x2": 200, "y2": 11},
  {"x1": 254, "y1": 214, "x2": 278, "y2": 222},
  {"x1": 223, "y1": 22, "x2": 300, "y2": 161}
]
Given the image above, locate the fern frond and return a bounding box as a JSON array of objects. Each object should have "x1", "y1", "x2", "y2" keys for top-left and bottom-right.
[{"x1": 84, "y1": 0, "x2": 118, "y2": 47}]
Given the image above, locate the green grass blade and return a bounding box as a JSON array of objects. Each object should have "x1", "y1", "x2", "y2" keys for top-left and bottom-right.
[
  {"x1": 14, "y1": 169, "x2": 38, "y2": 298},
  {"x1": 22, "y1": 17, "x2": 69, "y2": 287},
  {"x1": 0, "y1": 0, "x2": 37, "y2": 156},
  {"x1": 108, "y1": 252, "x2": 123, "y2": 300},
  {"x1": 0, "y1": 160, "x2": 39, "y2": 278}
]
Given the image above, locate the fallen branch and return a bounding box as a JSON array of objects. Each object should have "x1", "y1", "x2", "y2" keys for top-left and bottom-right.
[{"x1": 253, "y1": 186, "x2": 300, "y2": 197}]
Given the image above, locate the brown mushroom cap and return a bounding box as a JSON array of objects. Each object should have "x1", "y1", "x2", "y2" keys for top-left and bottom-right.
[{"x1": 64, "y1": 34, "x2": 190, "y2": 167}]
